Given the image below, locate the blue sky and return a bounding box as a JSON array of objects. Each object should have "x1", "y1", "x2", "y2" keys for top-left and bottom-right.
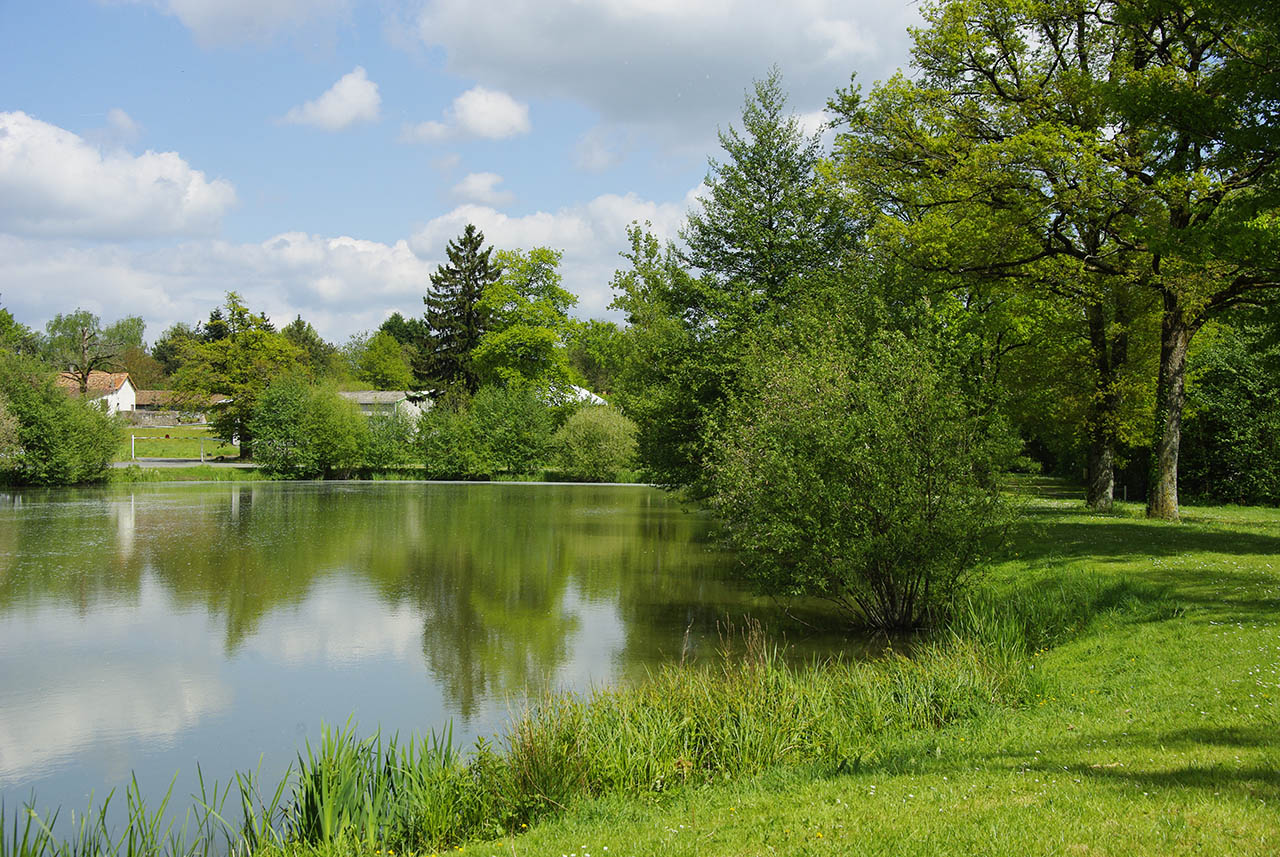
[{"x1": 0, "y1": 0, "x2": 919, "y2": 343}]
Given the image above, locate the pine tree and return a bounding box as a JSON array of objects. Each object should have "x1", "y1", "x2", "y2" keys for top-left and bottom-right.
[{"x1": 419, "y1": 224, "x2": 502, "y2": 392}]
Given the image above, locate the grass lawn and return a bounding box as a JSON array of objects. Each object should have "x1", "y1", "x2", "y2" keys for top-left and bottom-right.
[
  {"x1": 455, "y1": 494, "x2": 1280, "y2": 857},
  {"x1": 117, "y1": 426, "x2": 240, "y2": 461}
]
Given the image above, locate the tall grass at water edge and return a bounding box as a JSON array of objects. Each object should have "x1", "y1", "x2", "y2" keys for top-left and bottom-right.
[{"x1": 2, "y1": 571, "x2": 1176, "y2": 857}]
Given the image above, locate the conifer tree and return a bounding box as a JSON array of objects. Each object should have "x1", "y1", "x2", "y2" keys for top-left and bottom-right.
[{"x1": 420, "y1": 224, "x2": 502, "y2": 392}]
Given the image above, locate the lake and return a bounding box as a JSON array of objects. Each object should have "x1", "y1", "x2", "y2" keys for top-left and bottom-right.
[{"x1": 0, "y1": 481, "x2": 856, "y2": 822}]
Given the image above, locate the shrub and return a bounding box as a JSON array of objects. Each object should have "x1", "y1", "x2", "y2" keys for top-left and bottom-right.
[
  {"x1": 250, "y1": 378, "x2": 368, "y2": 478},
  {"x1": 0, "y1": 353, "x2": 120, "y2": 485},
  {"x1": 470, "y1": 385, "x2": 554, "y2": 474},
  {"x1": 365, "y1": 409, "x2": 417, "y2": 470},
  {"x1": 553, "y1": 406, "x2": 637, "y2": 482},
  {"x1": 709, "y1": 333, "x2": 1018, "y2": 630},
  {"x1": 416, "y1": 392, "x2": 491, "y2": 479}
]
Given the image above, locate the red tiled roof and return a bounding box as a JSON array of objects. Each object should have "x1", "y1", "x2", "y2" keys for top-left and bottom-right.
[{"x1": 55, "y1": 371, "x2": 131, "y2": 397}]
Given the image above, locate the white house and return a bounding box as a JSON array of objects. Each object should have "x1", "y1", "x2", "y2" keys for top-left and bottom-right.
[{"x1": 56, "y1": 371, "x2": 136, "y2": 414}]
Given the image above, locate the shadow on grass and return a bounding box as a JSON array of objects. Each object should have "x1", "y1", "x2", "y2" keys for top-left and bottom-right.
[{"x1": 1006, "y1": 509, "x2": 1280, "y2": 565}]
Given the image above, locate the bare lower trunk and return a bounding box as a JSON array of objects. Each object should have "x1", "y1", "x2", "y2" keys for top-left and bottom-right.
[
  {"x1": 1085, "y1": 436, "x2": 1115, "y2": 512},
  {"x1": 1147, "y1": 307, "x2": 1195, "y2": 521},
  {"x1": 1084, "y1": 297, "x2": 1128, "y2": 512}
]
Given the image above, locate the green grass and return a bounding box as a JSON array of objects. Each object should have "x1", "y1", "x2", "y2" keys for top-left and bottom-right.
[
  {"x1": 117, "y1": 427, "x2": 240, "y2": 462},
  {"x1": 8, "y1": 483, "x2": 1279, "y2": 856},
  {"x1": 109, "y1": 464, "x2": 263, "y2": 483},
  {"x1": 444, "y1": 493, "x2": 1278, "y2": 857}
]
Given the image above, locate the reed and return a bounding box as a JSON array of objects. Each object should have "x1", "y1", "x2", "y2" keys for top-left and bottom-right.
[{"x1": 3, "y1": 570, "x2": 1174, "y2": 857}]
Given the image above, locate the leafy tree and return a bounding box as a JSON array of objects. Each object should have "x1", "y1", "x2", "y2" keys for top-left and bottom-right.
[
  {"x1": 0, "y1": 305, "x2": 39, "y2": 357},
  {"x1": 249, "y1": 378, "x2": 368, "y2": 478},
  {"x1": 470, "y1": 384, "x2": 555, "y2": 474},
  {"x1": 1180, "y1": 307, "x2": 1280, "y2": 505},
  {"x1": 608, "y1": 224, "x2": 714, "y2": 487},
  {"x1": 554, "y1": 406, "x2": 637, "y2": 482},
  {"x1": 0, "y1": 352, "x2": 120, "y2": 485},
  {"x1": 173, "y1": 292, "x2": 300, "y2": 459},
  {"x1": 43, "y1": 310, "x2": 144, "y2": 393},
  {"x1": 119, "y1": 345, "x2": 166, "y2": 389},
  {"x1": 420, "y1": 224, "x2": 502, "y2": 392},
  {"x1": 614, "y1": 72, "x2": 854, "y2": 489},
  {"x1": 282, "y1": 315, "x2": 339, "y2": 377},
  {"x1": 416, "y1": 392, "x2": 491, "y2": 479},
  {"x1": 0, "y1": 394, "x2": 18, "y2": 465},
  {"x1": 473, "y1": 247, "x2": 577, "y2": 392},
  {"x1": 564, "y1": 319, "x2": 630, "y2": 396},
  {"x1": 834, "y1": 0, "x2": 1280, "y2": 519},
  {"x1": 152, "y1": 322, "x2": 199, "y2": 376},
  {"x1": 357, "y1": 330, "x2": 416, "y2": 390},
  {"x1": 365, "y1": 409, "x2": 417, "y2": 470},
  {"x1": 682, "y1": 66, "x2": 855, "y2": 319},
  {"x1": 710, "y1": 333, "x2": 1016, "y2": 630}
]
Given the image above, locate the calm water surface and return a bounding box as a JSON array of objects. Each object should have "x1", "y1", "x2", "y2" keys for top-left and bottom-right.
[{"x1": 0, "y1": 481, "x2": 857, "y2": 820}]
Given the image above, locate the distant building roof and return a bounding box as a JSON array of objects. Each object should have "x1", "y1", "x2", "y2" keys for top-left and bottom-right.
[
  {"x1": 56, "y1": 371, "x2": 131, "y2": 397},
  {"x1": 338, "y1": 391, "x2": 413, "y2": 405},
  {"x1": 135, "y1": 390, "x2": 231, "y2": 407}
]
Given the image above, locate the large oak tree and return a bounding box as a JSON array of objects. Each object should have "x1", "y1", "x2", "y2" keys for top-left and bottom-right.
[{"x1": 834, "y1": 0, "x2": 1280, "y2": 518}]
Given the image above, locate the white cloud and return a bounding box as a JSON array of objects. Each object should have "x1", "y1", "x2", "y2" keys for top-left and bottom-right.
[
  {"x1": 106, "y1": 108, "x2": 142, "y2": 142},
  {"x1": 451, "y1": 172, "x2": 514, "y2": 206},
  {"x1": 408, "y1": 188, "x2": 698, "y2": 319},
  {"x1": 0, "y1": 111, "x2": 236, "y2": 240},
  {"x1": 282, "y1": 66, "x2": 381, "y2": 131},
  {"x1": 413, "y1": 0, "x2": 919, "y2": 153},
  {"x1": 574, "y1": 126, "x2": 627, "y2": 172},
  {"x1": 0, "y1": 230, "x2": 434, "y2": 344},
  {"x1": 119, "y1": 0, "x2": 350, "y2": 45},
  {"x1": 0, "y1": 186, "x2": 699, "y2": 341},
  {"x1": 400, "y1": 86, "x2": 530, "y2": 143}
]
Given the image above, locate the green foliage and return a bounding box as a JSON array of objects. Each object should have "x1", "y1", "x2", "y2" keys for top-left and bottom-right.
[
  {"x1": 0, "y1": 306, "x2": 40, "y2": 356},
  {"x1": 682, "y1": 66, "x2": 853, "y2": 313},
  {"x1": 613, "y1": 72, "x2": 852, "y2": 489},
  {"x1": 553, "y1": 406, "x2": 637, "y2": 482},
  {"x1": 250, "y1": 378, "x2": 368, "y2": 479},
  {"x1": 0, "y1": 352, "x2": 120, "y2": 485},
  {"x1": 150, "y1": 322, "x2": 198, "y2": 376},
  {"x1": 416, "y1": 392, "x2": 491, "y2": 479},
  {"x1": 711, "y1": 333, "x2": 1017, "y2": 630},
  {"x1": 564, "y1": 319, "x2": 630, "y2": 396},
  {"x1": 364, "y1": 409, "x2": 417, "y2": 470},
  {"x1": 470, "y1": 385, "x2": 555, "y2": 475},
  {"x1": 421, "y1": 224, "x2": 502, "y2": 392},
  {"x1": 0, "y1": 394, "x2": 19, "y2": 464},
  {"x1": 473, "y1": 247, "x2": 576, "y2": 392},
  {"x1": 173, "y1": 292, "x2": 302, "y2": 459},
  {"x1": 356, "y1": 330, "x2": 415, "y2": 390},
  {"x1": 608, "y1": 224, "x2": 721, "y2": 488},
  {"x1": 42, "y1": 309, "x2": 144, "y2": 392},
  {"x1": 414, "y1": 385, "x2": 558, "y2": 478},
  {"x1": 1180, "y1": 310, "x2": 1280, "y2": 505},
  {"x1": 282, "y1": 315, "x2": 340, "y2": 378},
  {"x1": 834, "y1": 0, "x2": 1280, "y2": 518},
  {"x1": 119, "y1": 345, "x2": 166, "y2": 389}
]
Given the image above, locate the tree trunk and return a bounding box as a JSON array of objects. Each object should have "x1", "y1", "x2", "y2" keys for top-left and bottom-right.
[
  {"x1": 1083, "y1": 297, "x2": 1129, "y2": 512},
  {"x1": 1085, "y1": 435, "x2": 1115, "y2": 512},
  {"x1": 1146, "y1": 304, "x2": 1196, "y2": 521}
]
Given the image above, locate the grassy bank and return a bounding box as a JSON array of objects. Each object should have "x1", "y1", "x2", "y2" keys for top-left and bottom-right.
[
  {"x1": 116, "y1": 427, "x2": 241, "y2": 462},
  {"x1": 109, "y1": 464, "x2": 263, "y2": 482},
  {"x1": 6, "y1": 490, "x2": 1278, "y2": 856}
]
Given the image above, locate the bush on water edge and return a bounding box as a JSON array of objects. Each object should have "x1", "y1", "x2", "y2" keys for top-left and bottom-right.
[{"x1": 1, "y1": 571, "x2": 1175, "y2": 857}]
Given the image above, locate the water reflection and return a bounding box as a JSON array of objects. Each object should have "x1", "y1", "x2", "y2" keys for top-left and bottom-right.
[{"x1": 0, "y1": 483, "x2": 850, "y2": 818}]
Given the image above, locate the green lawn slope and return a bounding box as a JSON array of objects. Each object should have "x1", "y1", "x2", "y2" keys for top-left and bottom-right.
[{"x1": 457, "y1": 495, "x2": 1279, "y2": 857}]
